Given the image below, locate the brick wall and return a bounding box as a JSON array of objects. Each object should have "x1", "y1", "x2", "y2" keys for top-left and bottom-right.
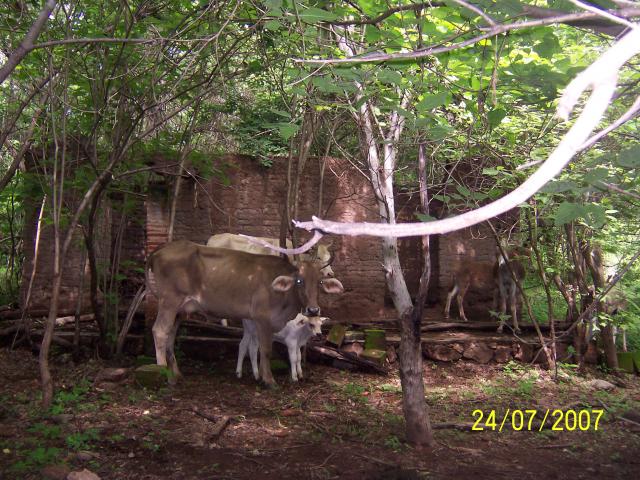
[{"x1": 21, "y1": 151, "x2": 508, "y2": 323}]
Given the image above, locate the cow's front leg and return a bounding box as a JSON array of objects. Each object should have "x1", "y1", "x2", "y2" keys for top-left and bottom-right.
[{"x1": 256, "y1": 323, "x2": 277, "y2": 387}]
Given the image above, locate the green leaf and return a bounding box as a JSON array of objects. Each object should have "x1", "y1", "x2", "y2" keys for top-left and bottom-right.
[
  {"x1": 583, "y1": 167, "x2": 610, "y2": 185},
  {"x1": 426, "y1": 124, "x2": 453, "y2": 141},
  {"x1": 536, "y1": 32, "x2": 561, "y2": 58},
  {"x1": 615, "y1": 145, "x2": 640, "y2": 168},
  {"x1": 297, "y1": 7, "x2": 338, "y2": 22},
  {"x1": 416, "y1": 92, "x2": 449, "y2": 112},
  {"x1": 487, "y1": 108, "x2": 506, "y2": 128},
  {"x1": 554, "y1": 202, "x2": 583, "y2": 226},
  {"x1": 377, "y1": 69, "x2": 403, "y2": 86},
  {"x1": 415, "y1": 212, "x2": 435, "y2": 222},
  {"x1": 582, "y1": 204, "x2": 608, "y2": 229},
  {"x1": 540, "y1": 180, "x2": 578, "y2": 194}
]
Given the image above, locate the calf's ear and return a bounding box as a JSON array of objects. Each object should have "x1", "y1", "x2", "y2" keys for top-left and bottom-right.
[
  {"x1": 321, "y1": 278, "x2": 344, "y2": 294},
  {"x1": 272, "y1": 275, "x2": 295, "y2": 292}
]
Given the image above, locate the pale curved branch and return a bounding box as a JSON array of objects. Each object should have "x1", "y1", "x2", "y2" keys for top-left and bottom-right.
[
  {"x1": 291, "y1": 27, "x2": 640, "y2": 239},
  {"x1": 239, "y1": 230, "x2": 324, "y2": 256}
]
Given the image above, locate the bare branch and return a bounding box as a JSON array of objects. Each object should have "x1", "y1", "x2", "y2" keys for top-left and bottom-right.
[
  {"x1": 293, "y1": 27, "x2": 640, "y2": 238},
  {"x1": 296, "y1": 9, "x2": 640, "y2": 65},
  {"x1": 0, "y1": 0, "x2": 57, "y2": 85}
]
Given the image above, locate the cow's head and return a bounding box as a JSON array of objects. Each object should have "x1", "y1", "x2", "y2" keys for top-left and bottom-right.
[{"x1": 271, "y1": 261, "x2": 344, "y2": 316}]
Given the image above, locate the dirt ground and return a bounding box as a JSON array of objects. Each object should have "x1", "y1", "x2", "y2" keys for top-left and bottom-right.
[{"x1": 1, "y1": 347, "x2": 639, "y2": 480}]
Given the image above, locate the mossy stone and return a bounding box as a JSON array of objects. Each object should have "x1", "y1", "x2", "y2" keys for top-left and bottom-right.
[
  {"x1": 361, "y1": 348, "x2": 387, "y2": 365},
  {"x1": 135, "y1": 355, "x2": 156, "y2": 367},
  {"x1": 364, "y1": 329, "x2": 386, "y2": 351},
  {"x1": 633, "y1": 351, "x2": 640, "y2": 373},
  {"x1": 327, "y1": 324, "x2": 347, "y2": 347},
  {"x1": 617, "y1": 352, "x2": 635, "y2": 373},
  {"x1": 134, "y1": 364, "x2": 171, "y2": 389}
]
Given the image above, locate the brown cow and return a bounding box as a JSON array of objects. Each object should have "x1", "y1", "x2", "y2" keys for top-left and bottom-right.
[
  {"x1": 146, "y1": 240, "x2": 344, "y2": 386},
  {"x1": 444, "y1": 246, "x2": 527, "y2": 333}
]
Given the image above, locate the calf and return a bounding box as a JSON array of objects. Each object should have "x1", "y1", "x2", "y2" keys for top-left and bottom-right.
[
  {"x1": 146, "y1": 240, "x2": 343, "y2": 386},
  {"x1": 237, "y1": 313, "x2": 326, "y2": 382}
]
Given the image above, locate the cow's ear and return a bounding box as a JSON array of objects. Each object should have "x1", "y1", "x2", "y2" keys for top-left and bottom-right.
[
  {"x1": 272, "y1": 275, "x2": 295, "y2": 292},
  {"x1": 321, "y1": 278, "x2": 344, "y2": 294}
]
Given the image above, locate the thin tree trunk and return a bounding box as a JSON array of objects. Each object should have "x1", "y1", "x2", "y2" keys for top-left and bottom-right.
[
  {"x1": 399, "y1": 142, "x2": 434, "y2": 445},
  {"x1": 526, "y1": 206, "x2": 557, "y2": 374},
  {"x1": 14, "y1": 194, "x2": 47, "y2": 348},
  {"x1": 584, "y1": 243, "x2": 618, "y2": 369},
  {"x1": 84, "y1": 189, "x2": 108, "y2": 347},
  {"x1": 73, "y1": 248, "x2": 87, "y2": 358}
]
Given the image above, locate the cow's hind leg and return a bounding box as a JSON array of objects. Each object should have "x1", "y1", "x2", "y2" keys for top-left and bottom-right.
[
  {"x1": 166, "y1": 317, "x2": 183, "y2": 384},
  {"x1": 249, "y1": 335, "x2": 260, "y2": 381},
  {"x1": 444, "y1": 285, "x2": 457, "y2": 319},
  {"x1": 457, "y1": 282, "x2": 470, "y2": 322},
  {"x1": 509, "y1": 284, "x2": 521, "y2": 334},
  {"x1": 236, "y1": 333, "x2": 250, "y2": 379},
  {"x1": 152, "y1": 301, "x2": 178, "y2": 367},
  {"x1": 497, "y1": 278, "x2": 509, "y2": 333}
]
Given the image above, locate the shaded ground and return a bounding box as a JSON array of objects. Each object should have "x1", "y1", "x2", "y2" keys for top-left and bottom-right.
[{"x1": 1, "y1": 347, "x2": 639, "y2": 479}]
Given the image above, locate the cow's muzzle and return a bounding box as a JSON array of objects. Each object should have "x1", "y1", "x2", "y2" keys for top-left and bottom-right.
[{"x1": 305, "y1": 306, "x2": 320, "y2": 316}]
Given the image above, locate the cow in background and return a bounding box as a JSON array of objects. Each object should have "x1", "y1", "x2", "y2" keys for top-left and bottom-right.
[{"x1": 444, "y1": 244, "x2": 527, "y2": 333}]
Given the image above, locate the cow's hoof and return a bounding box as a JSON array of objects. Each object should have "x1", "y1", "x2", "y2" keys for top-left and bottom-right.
[
  {"x1": 514, "y1": 328, "x2": 522, "y2": 334},
  {"x1": 261, "y1": 381, "x2": 279, "y2": 390},
  {"x1": 496, "y1": 327, "x2": 504, "y2": 334}
]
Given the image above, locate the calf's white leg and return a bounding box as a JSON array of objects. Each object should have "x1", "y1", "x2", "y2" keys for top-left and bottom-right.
[
  {"x1": 287, "y1": 343, "x2": 299, "y2": 382},
  {"x1": 295, "y1": 347, "x2": 303, "y2": 380}
]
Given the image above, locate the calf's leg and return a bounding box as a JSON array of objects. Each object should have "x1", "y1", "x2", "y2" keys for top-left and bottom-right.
[
  {"x1": 287, "y1": 343, "x2": 298, "y2": 381},
  {"x1": 295, "y1": 347, "x2": 304, "y2": 380}
]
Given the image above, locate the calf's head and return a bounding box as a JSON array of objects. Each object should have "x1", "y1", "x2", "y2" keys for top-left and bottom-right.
[
  {"x1": 292, "y1": 313, "x2": 327, "y2": 337},
  {"x1": 271, "y1": 261, "x2": 343, "y2": 316}
]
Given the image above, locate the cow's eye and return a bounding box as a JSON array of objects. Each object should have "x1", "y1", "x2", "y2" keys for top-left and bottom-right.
[{"x1": 296, "y1": 278, "x2": 303, "y2": 286}]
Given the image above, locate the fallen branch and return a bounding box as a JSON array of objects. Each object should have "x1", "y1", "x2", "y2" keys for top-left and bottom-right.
[{"x1": 309, "y1": 344, "x2": 388, "y2": 374}]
